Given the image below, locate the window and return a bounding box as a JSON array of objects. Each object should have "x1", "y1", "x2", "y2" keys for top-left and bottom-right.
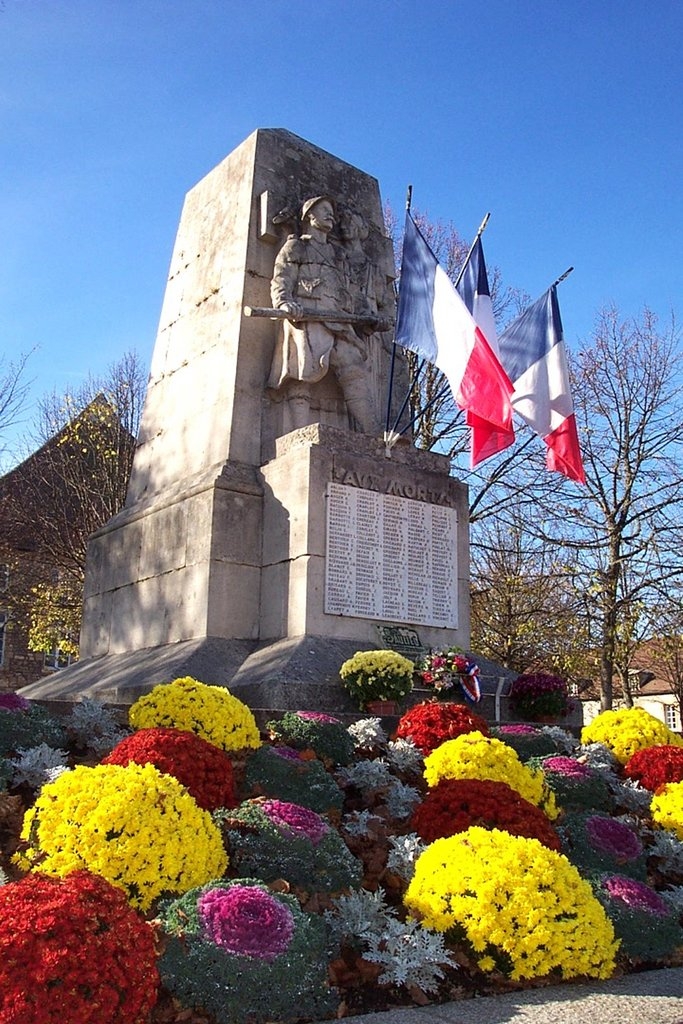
[
  {"x1": 44, "y1": 647, "x2": 73, "y2": 671},
  {"x1": 664, "y1": 703, "x2": 681, "y2": 732},
  {"x1": 0, "y1": 612, "x2": 6, "y2": 667}
]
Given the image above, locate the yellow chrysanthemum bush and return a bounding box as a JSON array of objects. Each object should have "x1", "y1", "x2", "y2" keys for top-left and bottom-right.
[
  {"x1": 581, "y1": 707, "x2": 683, "y2": 765},
  {"x1": 339, "y1": 649, "x2": 415, "y2": 709},
  {"x1": 650, "y1": 780, "x2": 683, "y2": 841},
  {"x1": 423, "y1": 731, "x2": 559, "y2": 820},
  {"x1": 129, "y1": 676, "x2": 261, "y2": 752},
  {"x1": 16, "y1": 762, "x2": 228, "y2": 910},
  {"x1": 404, "y1": 826, "x2": 618, "y2": 981}
]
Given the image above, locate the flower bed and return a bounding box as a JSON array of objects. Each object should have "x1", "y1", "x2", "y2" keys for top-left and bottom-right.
[{"x1": 1, "y1": 691, "x2": 683, "y2": 1024}]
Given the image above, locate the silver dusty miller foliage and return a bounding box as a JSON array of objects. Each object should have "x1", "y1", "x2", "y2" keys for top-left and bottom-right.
[
  {"x1": 364, "y1": 915, "x2": 455, "y2": 992},
  {"x1": 384, "y1": 780, "x2": 421, "y2": 820},
  {"x1": 385, "y1": 738, "x2": 424, "y2": 774},
  {"x1": 324, "y1": 887, "x2": 391, "y2": 947},
  {"x1": 336, "y1": 759, "x2": 394, "y2": 793},
  {"x1": 340, "y1": 810, "x2": 384, "y2": 837},
  {"x1": 386, "y1": 832, "x2": 426, "y2": 881},
  {"x1": 325, "y1": 887, "x2": 454, "y2": 992},
  {"x1": 539, "y1": 725, "x2": 578, "y2": 754},
  {"x1": 347, "y1": 717, "x2": 388, "y2": 750},
  {"x1": 579, "y1": 742, "x2": 622, "y2": 775},
  {"x1": 65, "y1": 697, "x2": 130, "y2": 756},
  {"x1": 10, "y1": 744, "x2": 69, "y2": 790}
]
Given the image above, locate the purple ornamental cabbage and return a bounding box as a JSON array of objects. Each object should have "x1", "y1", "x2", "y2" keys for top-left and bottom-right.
[{"x1": 198, "y1": 885, "x2": 295, "y2": 960}]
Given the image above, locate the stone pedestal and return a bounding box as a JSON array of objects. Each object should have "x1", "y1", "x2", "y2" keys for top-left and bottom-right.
[{"x1": 19, "y1": 130, "x2": 470, "y2": 711}]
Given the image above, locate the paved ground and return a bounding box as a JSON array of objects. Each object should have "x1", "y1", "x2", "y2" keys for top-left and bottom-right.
[{"x1": 333, "y1": 967, "x2": 682, "y2": 1024}]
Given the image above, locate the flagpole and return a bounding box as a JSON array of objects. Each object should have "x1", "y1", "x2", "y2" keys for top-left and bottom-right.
[
  {"x1": 453, "y1": 211, "x2": 490, "y2": 290},
  {"x1": 551, "y1": 266, "x2": 574, "y2": 288},
  {"x1": 384, "y1": 186, "x2": 413, "y2": 445},
  {"x1": 386, "y1": 210, "x2": 492, "y2": 447}
]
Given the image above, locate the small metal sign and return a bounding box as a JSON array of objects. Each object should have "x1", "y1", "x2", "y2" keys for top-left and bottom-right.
[{"x1": 376, "y1": 625, "x2": 425, "y2": 659}]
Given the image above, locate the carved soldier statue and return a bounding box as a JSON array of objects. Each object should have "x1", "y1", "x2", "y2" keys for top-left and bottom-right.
[{"x1": 267, "y1": 196, "x2": 387, "y2": 435}]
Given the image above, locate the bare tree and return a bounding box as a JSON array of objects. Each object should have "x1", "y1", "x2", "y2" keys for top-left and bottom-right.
[
  {"x1": 0, "y1": 351, "x2": 32, "y2": 465},
  {"x1": 545, "y1": 306, "x2": 683, "y2": 710},
  {"x1": 470, "y1": 509, "x2": 591, "y2": 678}
]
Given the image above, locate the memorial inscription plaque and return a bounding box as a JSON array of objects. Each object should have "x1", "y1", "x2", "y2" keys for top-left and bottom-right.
[{"x1": 324, "y1": 483, "x2": 458, "y2": 628}]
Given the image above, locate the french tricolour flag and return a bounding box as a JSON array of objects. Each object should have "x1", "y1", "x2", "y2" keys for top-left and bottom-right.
[
  {"x1": 498, "y1": 286, "x2": 586, "y2": 484},
  {"x1": 455, "y1": 234, "x2": 514, "y2": 464},
  {"x1": 456, "y1": 235, "x2": 499, "y2": 355},
  {"x1": 395, "y1": 213, "x2": 515, "y2": 466}
]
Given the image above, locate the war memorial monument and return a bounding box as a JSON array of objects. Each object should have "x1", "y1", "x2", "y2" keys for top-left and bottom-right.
[{"x1": 23, "y1": 129, "x2": 471, "y2": 712}]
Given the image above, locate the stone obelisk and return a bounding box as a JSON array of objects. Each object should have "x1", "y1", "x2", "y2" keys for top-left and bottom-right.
[{"x1": 22, "y1": 129, "x2": 469, "y2": 710}]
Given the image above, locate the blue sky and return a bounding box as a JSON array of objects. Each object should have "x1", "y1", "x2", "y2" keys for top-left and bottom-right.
[{"x1": 2, "y1": 0, "x2": 681, "y2": 464}]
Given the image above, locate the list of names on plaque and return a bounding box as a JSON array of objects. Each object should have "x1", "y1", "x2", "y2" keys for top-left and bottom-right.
[{"x1": 325, "y1": 483, "x2": 458, "y2": 628}]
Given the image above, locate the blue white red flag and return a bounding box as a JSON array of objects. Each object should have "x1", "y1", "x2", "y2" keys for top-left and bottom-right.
[
  {"x1": 456, "y1": 234, "x2": 513, "y2": 464},
  {"x1": 395, "y1": 213, "x2": 515, "y2": 466},
  {"x1": 498, "y1": 286, "x2": 586, "y2": 484},
  {"x1": 456, "y1": 235, "x2": 499, "y2": 356}
]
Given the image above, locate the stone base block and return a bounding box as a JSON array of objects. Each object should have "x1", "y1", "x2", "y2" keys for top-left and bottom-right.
[{"x1": 18, "y1": 637, "x2": 255, "y2": 706}]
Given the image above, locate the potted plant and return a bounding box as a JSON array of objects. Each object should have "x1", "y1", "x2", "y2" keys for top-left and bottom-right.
[
  {"x1": 509, "y1": 672, "x2": 569, "y2": 723},
  {"x1": 339, "y1": 650, "x2": 415, "y2": 714},
  {"x1": 415, "y1": 646, "x2": 482, "y2": 703}
]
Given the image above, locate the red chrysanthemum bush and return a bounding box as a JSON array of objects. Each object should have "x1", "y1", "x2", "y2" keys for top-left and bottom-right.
[
  {"x1": 623, "y1": 744, "x2": 683, "y2": 792},
  {"x1": 102, "y1": 726, "x2": 236, "y2": 811},
  {"x1": 0, "y1": 869, "x2": 159, "y2": 1024},
  {"x1": 396, "y1": 700, "x2": 489, "y2": 755},
  {"x1": 410, "y1": 777, "x2": 561, "y2": 850}
]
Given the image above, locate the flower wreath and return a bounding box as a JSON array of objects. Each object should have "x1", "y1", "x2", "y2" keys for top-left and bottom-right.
[{"x1": 416, "y1": 646, "x2": 482, "y2": 703}]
